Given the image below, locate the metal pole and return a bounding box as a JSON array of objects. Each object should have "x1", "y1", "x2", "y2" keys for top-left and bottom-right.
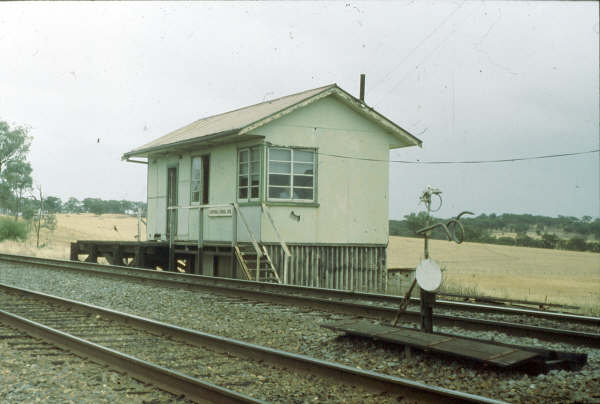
[
  {"x1": 137, "y1": 207, "x2": 142, "y2": 242},
  {"x1": 359, "y1": 74, "x2": 366, "y2": 102},
  {"x1": 420, "y1": 193, "x2": 435, "y2": 333}
]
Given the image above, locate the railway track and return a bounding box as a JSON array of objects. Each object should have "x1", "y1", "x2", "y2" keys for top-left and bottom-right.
[
  {"x1": 0, "y1": 253, "x2": 596, "y2": 348},
  {"x1": 0, "y1": 282, "x2": 502, "y2": 403},
  {"x1": 0, "y1": 320, "x2": 189, "y2": 403}
]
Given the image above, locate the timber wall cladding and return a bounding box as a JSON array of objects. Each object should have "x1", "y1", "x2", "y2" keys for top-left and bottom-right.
[{"x1": 264, "y1": 245, "x2": 387, "y2": 292}]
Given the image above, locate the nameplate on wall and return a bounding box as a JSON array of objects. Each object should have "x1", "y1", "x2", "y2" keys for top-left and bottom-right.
[{"x1": 208, "y1": 207, "x2": 233, "y2": 217}]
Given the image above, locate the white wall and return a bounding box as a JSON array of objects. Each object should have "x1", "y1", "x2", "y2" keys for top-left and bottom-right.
[
  {"x1": 255, "y1": 96, "x2": 399, "y2": 245},
  {"x1": 146, "y1": 95, "x2": 407, "y2": 245}
]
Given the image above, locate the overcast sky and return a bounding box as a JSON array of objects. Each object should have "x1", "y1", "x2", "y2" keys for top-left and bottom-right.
[{"x1": 0, "y1": 1, "x2": 598, "y2": 219}]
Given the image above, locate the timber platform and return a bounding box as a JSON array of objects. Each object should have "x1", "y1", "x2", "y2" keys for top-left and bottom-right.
[
  {"x1": 322, "y1": 319, "x2": 587, "y2": 373},
  {"x1": 70, "y1": 240, "x2": 233, "y2": 275}
]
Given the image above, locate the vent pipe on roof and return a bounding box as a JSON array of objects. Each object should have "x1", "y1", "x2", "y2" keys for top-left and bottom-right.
[{"x1": 359, "y1": 74, "x2": 366, "y2": 103}]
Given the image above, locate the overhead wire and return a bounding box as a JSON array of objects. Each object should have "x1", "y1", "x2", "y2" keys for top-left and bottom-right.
[
  {"x1": 316, "y1": 149, "x2": 599, "y2": 165},
  {"x1": 367, "y1": 1, "x2": 466, "y2": 96}
]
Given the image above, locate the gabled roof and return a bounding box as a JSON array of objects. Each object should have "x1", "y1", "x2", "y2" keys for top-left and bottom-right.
[{"x1": 123, "y1": 83, "x2": 422, "y2": 159}]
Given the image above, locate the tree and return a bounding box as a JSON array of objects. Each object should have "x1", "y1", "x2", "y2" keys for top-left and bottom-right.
[
  {"x1": 44, "y1": 196, "x2": 62, "y2": 213},
  {"x1": 1, "y1": 160, "x2": 32, "y2": 218},
  {"x1": 31, "y1": 185, "x2": 56, "y2": 248},
  {"x1": 0, "y1": 121, "x2": 32, "y2": 179},
  {"x1": 83, "y1": 198, "x2": 105, "y2": 215},
  {"x1": 63, "y1": 197, "x2": 83, "y2": 213},
  {"x1": 403, "y1": 212, "x2": 429, "y2": 236},
  {"x1": 0, "y1": 121, "x2": 32, "y2": 214}
]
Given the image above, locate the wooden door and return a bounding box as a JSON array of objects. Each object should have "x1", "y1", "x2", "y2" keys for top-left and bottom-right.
[{"x1": 166, "y1": 166, "x2": 178, "y2": 238}]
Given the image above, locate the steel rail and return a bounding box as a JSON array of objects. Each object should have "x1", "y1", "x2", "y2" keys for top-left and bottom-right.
[
  {"x1": 0, "y1": 308, "x2": 262, "y2": 404},
  {"x1": 0, "y1": 253, "x2": 598, "y2": 348},
  {"x1": 0, "y1": 283, "x2": 503, "y2": 404},
  {"x1": 1, "y1": 253, "x2": 595, "y2": 325}
]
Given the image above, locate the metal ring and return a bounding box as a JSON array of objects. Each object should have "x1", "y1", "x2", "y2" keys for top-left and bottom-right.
[
  {"x1": 446, "y1": 219, "x2": 465, "y2": 244},
  {"x1": 430, "y1": 193, "x2": 443, "y2": 212}
]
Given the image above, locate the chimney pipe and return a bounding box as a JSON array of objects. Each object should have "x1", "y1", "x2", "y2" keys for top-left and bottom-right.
[{"x1": 359, "y1": 74, "x2": 365, "y2": 102}]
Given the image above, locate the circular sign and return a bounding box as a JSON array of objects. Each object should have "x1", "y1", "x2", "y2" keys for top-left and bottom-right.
[{"x1": 415, "y1": 258, "x2": 442, "y2": 292}]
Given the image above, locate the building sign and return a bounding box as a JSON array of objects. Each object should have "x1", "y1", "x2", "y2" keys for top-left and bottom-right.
[{"x1": 208, "y1": 207, "x2": 233, "y2": 217}]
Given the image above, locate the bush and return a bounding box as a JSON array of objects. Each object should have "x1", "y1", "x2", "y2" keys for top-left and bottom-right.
[
  {"x1": 0, "y1": 217, "x2": 29, "y2": 241},
  {"x1": 588, "y1": 242, "x2": 600, "y2": 253},
  {"x1": 567, "y1": 236, "x2": 588, "y2": 252},
  {"x1": 495, "y1": 236, "x2": 516, "y2": 246}
]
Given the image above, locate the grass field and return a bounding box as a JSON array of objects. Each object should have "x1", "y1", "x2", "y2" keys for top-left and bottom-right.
[
  {"x1": 0, "y1": 213, "x2": 146, "y2": 260},
  {"x1": 389, "y1": 236, "x2": 600, "y2": 315},
  {"x1": 0, "y1": 214, "x2": 597, "y2": 314}
]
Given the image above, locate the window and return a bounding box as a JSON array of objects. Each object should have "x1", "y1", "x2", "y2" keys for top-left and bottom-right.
[
  {"x1": 268, "y1": 147, "x2": 315, "y2": 201},
  {"x1": 191, "y1": 155, "x2": 210, "y2": 204},
  {"x1": 191, "y1": 157, "x2": 202, "y2": 203},
  {"x1": 238, "y1": 147, "x2": 260, "y2": 200}
]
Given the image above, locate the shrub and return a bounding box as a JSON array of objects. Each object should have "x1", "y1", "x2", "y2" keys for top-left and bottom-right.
[
  {"x1": 567, "y1": 236, "x2": 588, "y2": 252},
  {"x1": 588, "y1": 242, "x2": 600, "y2": 253},
  {"x1": 0, "y1": 217, "x2": 29, "y2": 241},
  {"x1": 541, "y1": 233, "x2": 559, "y2": 249},
  {"x1": 495, "y1": 236, "x2": 516, "y2": 246}
]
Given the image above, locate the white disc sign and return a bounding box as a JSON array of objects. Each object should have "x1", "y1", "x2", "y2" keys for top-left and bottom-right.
[{"x1": 415, "y1": 258, "x2": 442, "y2": 292}]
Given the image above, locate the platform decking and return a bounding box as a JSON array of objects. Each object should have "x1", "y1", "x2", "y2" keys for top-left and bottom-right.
[
  {"x1": 322, "y1": 319, "x2": 542, "y2": 369},
  {"x1": 70, "y1": 240, "x2": 387, "y2": 292}
]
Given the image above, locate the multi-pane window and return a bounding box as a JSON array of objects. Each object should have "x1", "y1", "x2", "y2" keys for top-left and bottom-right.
[
  {"x1": 191, "y1": 156, "x2": 202, "y2": 203},
  {"x1": 268, "y1": 148, "x2": 315, "y2": 201},
  {"x1": 238, "y1": 147, "x2": 260, "y2": 200},
  {"x1": 191, "y1": 155, "x2": 210, "y2": 204}
]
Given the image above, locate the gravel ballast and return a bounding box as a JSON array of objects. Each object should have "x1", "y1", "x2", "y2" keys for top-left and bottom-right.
[
  {"x1": 0, "y1": 322, "x2": 189, "y2": 403},
  {"x1": 0, "y1": 262, "x2": 598, "y2": 403}
]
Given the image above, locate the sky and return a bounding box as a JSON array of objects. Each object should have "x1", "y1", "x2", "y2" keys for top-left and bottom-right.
[{"x1": 0, "y1": 1, "x2": 598, "y2": 220}]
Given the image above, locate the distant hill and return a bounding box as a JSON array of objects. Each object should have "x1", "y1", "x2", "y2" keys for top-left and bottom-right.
[{"x1": 390, "y1": 213, "x2": 600, "y2": 253}]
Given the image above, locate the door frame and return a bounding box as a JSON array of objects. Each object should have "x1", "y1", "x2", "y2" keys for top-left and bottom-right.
[{"x1": 166, "y1": 165, "x2": 178, "y2": 238}]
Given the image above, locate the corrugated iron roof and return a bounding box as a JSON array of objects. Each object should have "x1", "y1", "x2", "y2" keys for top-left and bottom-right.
[{"x1": 123, "y1": 83, "x2": 421, "y2": 158}]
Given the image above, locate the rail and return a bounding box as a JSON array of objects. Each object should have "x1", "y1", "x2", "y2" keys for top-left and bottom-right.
[
  {"x1": 0, "y1": 283, "x2": 503, "y2": 403},
  {"x1": 0, "y1": 291, "x2": 260, "y2": 403},
  {"x1": 2, "y1": 254, "x2": 598, "y2": 348}
]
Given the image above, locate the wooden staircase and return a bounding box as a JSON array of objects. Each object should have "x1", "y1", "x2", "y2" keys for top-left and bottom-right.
[{"x1": 234, "y1": 243, "x2": 281, "y2": 283}]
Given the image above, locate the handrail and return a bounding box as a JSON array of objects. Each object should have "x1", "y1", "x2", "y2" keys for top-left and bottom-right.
[
  {"x1": 167, "y1": 203, "x2": 233, "y2": 211},
  {"x1": 232, "y1": 202, "x2": 263, "y2": 257},
  {"x1": 261, "y1": 203, "x2": 292, "y2": 257},
  {"x1": 261, "y1": 203, "x2": 291, "y2": 284}
]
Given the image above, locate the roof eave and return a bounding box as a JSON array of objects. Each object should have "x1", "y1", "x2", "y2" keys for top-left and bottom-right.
[
  {"x1": 122, "y1": 129, "x2": 240, "y2": 160},
  {"x1": 329, "y1": 87, "x2": 423, "y2": 148},
  {"x1": 238, "y1": 85, "x2": 422, "y2": 148},
  {"x1": 238, "y1": 85, "x2": 337, "y2": 136}
]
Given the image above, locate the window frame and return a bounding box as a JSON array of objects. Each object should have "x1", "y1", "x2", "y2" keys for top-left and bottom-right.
[
  {"x1": 190, "y1": 154, "x2": 210, "y2": 205},
  {"x1": 267, "y1": 146, "x2": 316, "y2": 203},
  {"x1": 237, "y1": 145, "x2": 262, "y2": 202}
]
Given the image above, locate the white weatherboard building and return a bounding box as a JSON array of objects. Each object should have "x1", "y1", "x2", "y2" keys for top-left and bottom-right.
[{"x1": 123, "y1": 84, "x2": 421, "y2": 292}]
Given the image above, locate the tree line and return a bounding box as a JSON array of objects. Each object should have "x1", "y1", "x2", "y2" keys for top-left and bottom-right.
[
  {"x1": 0, "y1": 120, "x2": 146, "y2": 219},
  {"x1": 391, "y1": 212, "x2": 600, "y2": 253},
  {"x1": 0, "y1": 120, "x2": 147, "y2": 245},
  {"x1": 34, "y1": 196, "x2": 147, "y2": 217}
]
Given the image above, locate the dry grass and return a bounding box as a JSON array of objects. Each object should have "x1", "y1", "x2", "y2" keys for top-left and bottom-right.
[
  {"x1": 388, "y1": 236, "x2": 600, "y2": 315},
  {"x1": 0, "y1": 215, "x2": 597, "y2": 314},
  {"x1": 0, "y1": 213, "x2": 146, "y2": 260}
]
